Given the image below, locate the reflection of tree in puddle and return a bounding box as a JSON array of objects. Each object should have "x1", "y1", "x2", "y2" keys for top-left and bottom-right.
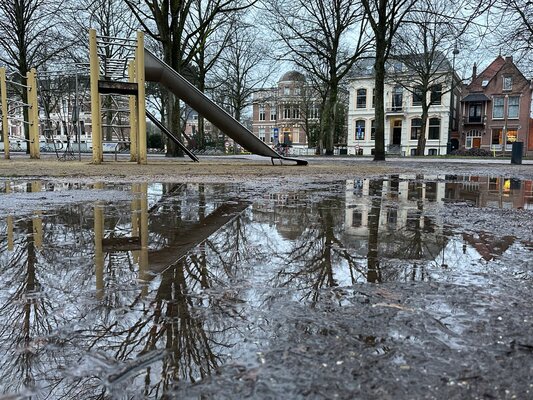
[
  {"x1": 0, "y1": 181, "x2": 254, "y2": 397},
  {"x1": 271, "y1": 190, "x2": 366, "y2": 302},
  {"x1": 0, "y1": 218, "x2": 52, "y2": 394},
  {"x1": 66, "y1": 183, "x2": 252, "y2": 396}
]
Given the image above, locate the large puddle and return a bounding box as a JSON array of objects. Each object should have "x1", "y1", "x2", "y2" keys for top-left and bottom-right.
[{"x1": 0, "y1": 176, "x2": 532, "y2": 398}]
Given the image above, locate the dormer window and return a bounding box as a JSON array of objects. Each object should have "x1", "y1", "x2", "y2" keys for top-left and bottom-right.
[{"x1": 503, "y1": 76, "x2": 512, "y2": 91}]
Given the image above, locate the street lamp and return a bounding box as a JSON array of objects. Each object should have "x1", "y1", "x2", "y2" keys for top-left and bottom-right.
[{"x1": 447, "y1": 44, "x2": 459, "y2": 154}]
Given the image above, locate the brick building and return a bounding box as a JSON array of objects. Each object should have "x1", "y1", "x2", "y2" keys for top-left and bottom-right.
[
  {"x1": 459, "y1": 56, "x2": 532, "y2": 155},
  {"x1": 251, "y1": 71, "x2": 320, "y2": 152}
]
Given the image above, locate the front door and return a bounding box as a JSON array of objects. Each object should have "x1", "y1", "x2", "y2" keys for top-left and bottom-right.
[
  {"x1": 472, "y1": 137, "x2": 481, "y2": 148},
  {"x1": 392, "y1": 120, "x2": 402, "y2": 145}
]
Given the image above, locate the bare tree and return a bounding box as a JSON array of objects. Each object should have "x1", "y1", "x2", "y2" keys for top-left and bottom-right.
[
  {"x1": 390, "y1": 1, "x2": 458, "y2": 155},
  {"x1": 270, "y1": 0, "x2": 370, "y2": 155},
  {"x1": 360, "y1": 0, "x2": 419, "y2": 161},
  {"x1": 391, "y1": 0, "x2": 494, "y2": 155},
  {"x1": 0, "y1": 0, "x2": 69, "y2": 145},
  {"x1": 189, "y1": 0, "x2": 237, "y2": 150},
  {"x1": 492, "y1": 0, "x2": 533, "y2": 74},
  {"x1": 125, "y1": 0, "x2": 257, "y2": 157},
  {"x1": 212, "y1": 19, "x2": 273, "y2": 128}
]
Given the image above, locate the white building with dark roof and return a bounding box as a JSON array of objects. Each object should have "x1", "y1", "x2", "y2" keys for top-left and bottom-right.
[{"x1": 347, "y1": 57, "x2": 462, "y2": 156}]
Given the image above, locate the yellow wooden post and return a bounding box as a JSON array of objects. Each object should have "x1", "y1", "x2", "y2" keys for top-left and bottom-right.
[
  {"x1": 89, "y1": 29, "x2": 103, "y2": 164},
  {"x1": 128, "y1": 61, "x2": 138, "y2": 162},
  {"x1": 0, "y1": 68, "x2": 9, "y2": 159},
  {"x1": 136, "y1": 31, "x2": 147, "y2": 164},
  {"x1": 27, "y1": 68, "x2": 40, "y2": 159}
]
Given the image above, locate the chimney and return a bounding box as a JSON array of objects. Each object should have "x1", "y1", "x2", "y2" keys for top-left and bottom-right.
[
  {"x1": 505, "y1": 56, "x2": 513, "y2": 63},
  {"x1": 472, "y1": 63, "x2": 477, "y2": 81}
]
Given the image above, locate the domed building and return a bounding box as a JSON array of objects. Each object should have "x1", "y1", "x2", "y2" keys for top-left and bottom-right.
[{"x1": 251, "y1": 70, "x2": 320, "y2": 154}]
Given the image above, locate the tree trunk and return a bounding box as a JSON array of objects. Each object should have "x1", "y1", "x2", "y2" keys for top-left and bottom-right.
[
  {"x1": 325, "y1": 84, "x2": 338, "y2": 155},
  {"x1": 416, "y1": 102, "x2": 429, "y2": 156},
  {"x1": 373, "y1": 40, "x2": 387, "y2": 161}
]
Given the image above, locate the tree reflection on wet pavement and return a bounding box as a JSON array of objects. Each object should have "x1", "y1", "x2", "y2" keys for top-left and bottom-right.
[{"x1": 0, "y1": 175, "x2": 531, "y2": 399}]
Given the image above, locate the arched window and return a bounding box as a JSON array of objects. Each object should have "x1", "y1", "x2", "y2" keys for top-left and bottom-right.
[
  {"x1": 428, "y1": 118, "x2": 440, "y2": 139},
  {"x1": 355, "y1": 120, "x2": 365, "y2": 140},
  {"x1": 356, "y1": 89, "x2": 367, "y2": 109},
  {"x1": 410, "y1": 118, "x2": 422, "y2": 139}
]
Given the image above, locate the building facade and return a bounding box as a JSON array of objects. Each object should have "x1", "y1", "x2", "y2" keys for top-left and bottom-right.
[
  {"x1": 251, "y1": 71, "x2": 319, "y2": 153},
  {"x1": 459, "y1": 56, "x2": 532, "y2": 155},
  {"x1": 346, "y1": 60, "x2": 462, "y2": 156}
]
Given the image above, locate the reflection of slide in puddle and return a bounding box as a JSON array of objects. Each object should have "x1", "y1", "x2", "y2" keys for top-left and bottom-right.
[{"x1": 148, "y1": 200, "x2": 250, "y2": 274}]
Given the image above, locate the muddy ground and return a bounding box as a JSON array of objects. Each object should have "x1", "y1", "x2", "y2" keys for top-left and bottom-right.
[
  {"x1": 1, "y1": 155, "x2": 532, "y2": 182},
  {"x1": 1, "y1": 155, "x2": 532, "y2": 399}
]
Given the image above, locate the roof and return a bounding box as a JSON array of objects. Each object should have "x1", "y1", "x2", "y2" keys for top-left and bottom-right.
[
  {"x1": 467, "y1": 56, "x2": 506, "y2": 90},
  {"x1": 278, "y1": 70, "x2": 305, "y2": 83},
  {"x1": 461, "y1": 93, "x2": 491, "y2": 102}
]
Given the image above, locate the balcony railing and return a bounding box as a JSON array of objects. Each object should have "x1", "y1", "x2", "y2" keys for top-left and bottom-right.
[
  {"x1": 385, "y1": 102, "x2": 403, "y2": 113},
  {"x1": 463, "y1": 115, "x2": 486, "y2": 125}
]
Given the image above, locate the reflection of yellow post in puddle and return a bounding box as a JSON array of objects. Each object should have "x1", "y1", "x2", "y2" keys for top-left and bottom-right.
[
  {"x1": 5, "y1": 182, "x2": 13, "y2": 251},
  {"x1": 31, "y1": 181, "x2": 42, "y2": 249},
  {"x1": 131, "y1": 184, "x2": 141, "y2": 264},
  {"x1": 94, "y1": 204, "x2": 104, "y2": 300},
  {"x1": 7, "y1": 216, "x2": 14, "y2": 251},
  {"x1": 139, "y1": 183, "x2": 149, "y2": 295}
]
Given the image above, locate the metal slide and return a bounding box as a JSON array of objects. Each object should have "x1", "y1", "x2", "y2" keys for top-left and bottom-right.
[
  {"x1": 146, "y1": 110, "x2": 199, "y2": 162},
  {"x1": 144, "y1": 49, "x2": 308, "y2": 166}
]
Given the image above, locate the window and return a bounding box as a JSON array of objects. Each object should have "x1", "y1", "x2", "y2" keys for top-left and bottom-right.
[
  {"x1": 430, "y1": 84, "x2": 442, "y2": 105},
  {"x1": 466, "y1": 129, "x2": 482, "y2": 148},
  {"x1": 284, "y1": 87, "x2": 290, "y2": 95},
  {"x1": 372, "y1": 88, "x2": 376, "y2": 108},
  {"x1": 506, "y1": 129, "x2": 517, "y2": 144},
  {"x1": 468, "y1": 103, "x2": 482, "y2": 123},
  {"x1": 392, "y1": 86, "x2": 403, "y2": 110},
  {"x1": 259, "y1": 105, "x2": 266, "y2": 121},
  {"x1": 493, "y1": 97, "x2": 504, "y2": 119},
  {"x1": 283, "y1": 106, "x2": 291, "y2": 119},
  {"x1": 412, "y1": 86, "x2": 423, "y2": 106},
  {"x1": 411, "y1": 118, "x2": 422, "y2": 140},
  {"x1": 310, "y1": 104, "x2": 319, "y2": 119},
  {"x1": 428, "y1": 118, "x2": 440, "y2": 140},
  {"x1": 428, "y1": 148, "x2": 438, "y2": 156},
  {"x1": 370, "y1": 119, "x2": 376, "y2": 140},
  {"x1": 492, "y1": 128, "x2": 502, "y2": 145},
  {"x1": 270, "y1": 106, "x2": 277, "y2": 121},
  {"x1": 356, "y1": 88, "x2": 367, "y2": 108},
  {"x1": 355, "y1": 120, "x2": 365, "y2": 140},
  {"x1": 258, "y1": 127, "x2": 266, "y2": 141},
  {"x1": 294, "y1": 107, "x2": 301, "y2": 119},
  {"x1": 271, "y1": 127, "x2": 278, "y2": 142},
  {"x1": 393, "y1": 62, "x2": 403, "y2": 73},
  {"x1": 295, "y1": 87, "x2": 301, "y2": 95},
  {"x1": 503, "y1": 76, "x2": 512, "y2": 91},
  {"x1": 508, "y1": 96, "x2": 519, "y2": 118}
]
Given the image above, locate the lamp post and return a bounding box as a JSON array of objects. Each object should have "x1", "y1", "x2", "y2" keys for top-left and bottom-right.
[{"x1": 447, "y1": 44, "x2": 459, "y2": 154}]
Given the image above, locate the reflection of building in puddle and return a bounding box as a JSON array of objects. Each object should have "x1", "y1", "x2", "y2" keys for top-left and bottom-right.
[
  {"x1": 345, "y1": 175, "x2": 445, "y2": 238},
  {"x1": 444, "y1": 176, "x2": 533, "y2": 209},
  {"x1": 462, "y1": 232, "x2": 515, "y2": 261},
  {"x1": 252, "y1": 191, "x2": 308, "y2": 240}
]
